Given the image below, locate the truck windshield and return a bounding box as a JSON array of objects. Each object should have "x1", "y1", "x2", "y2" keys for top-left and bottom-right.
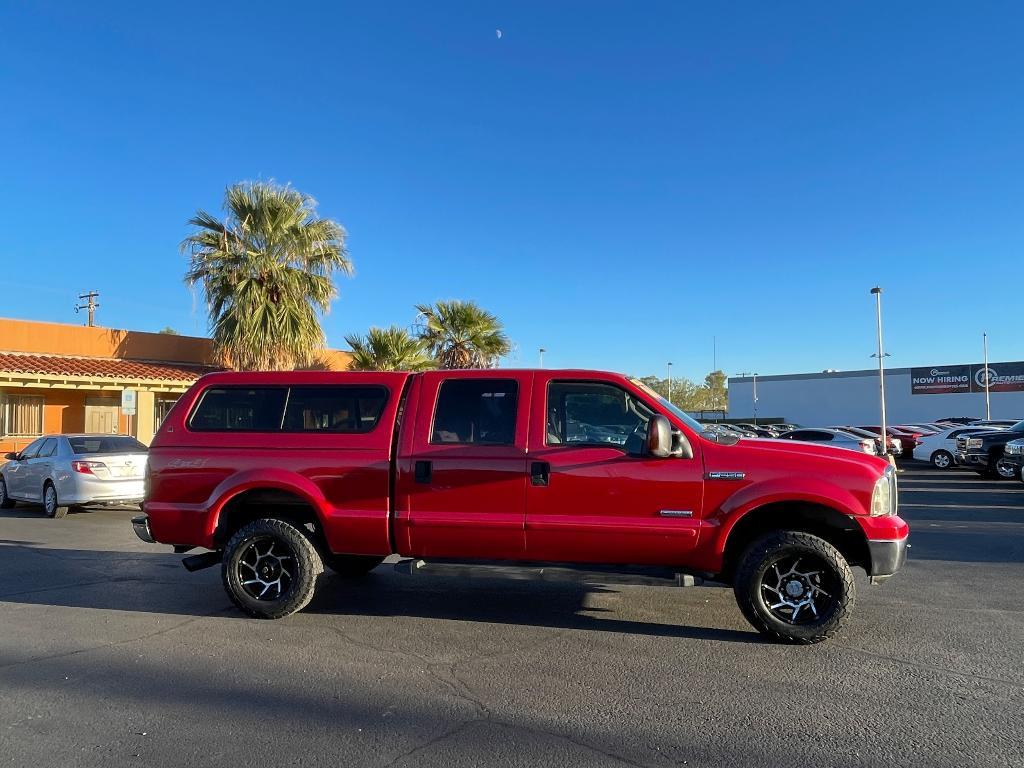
[
  {"x1": 1012, "y1": 420, "x2": 1024, "y2": 432},
  {"x1": 629, "y1": 379, "x2": 707, "y2": 434}
]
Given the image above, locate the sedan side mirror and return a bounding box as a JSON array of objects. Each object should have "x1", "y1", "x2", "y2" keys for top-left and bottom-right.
[
  {"x1": 647, "y1": 414, "x2": 673, "y2": 458},
  {"x1": 4, "y1": 452, "x2": 19, "y2": 461}
]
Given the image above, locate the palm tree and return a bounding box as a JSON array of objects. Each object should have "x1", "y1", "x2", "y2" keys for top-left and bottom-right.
[
  {"x1": 182, "y1": 181, "x2": 352, "y2": 370},
  {"x1": 345, "y1": 326, "x2": 436, "y2": 371},
  {"x1": 414, "y1": 300, "x2": 512, "y2": 369}
]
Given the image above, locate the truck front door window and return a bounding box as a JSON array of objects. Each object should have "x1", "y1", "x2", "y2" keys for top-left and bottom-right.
[{"x1": 547, "y1": 382, "x2": 649, "y2": 451}]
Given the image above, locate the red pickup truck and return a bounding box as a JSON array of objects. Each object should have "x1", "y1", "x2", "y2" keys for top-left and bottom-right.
[{"x1": 134, "y1": 368, "x2": 908, "y2": 643}]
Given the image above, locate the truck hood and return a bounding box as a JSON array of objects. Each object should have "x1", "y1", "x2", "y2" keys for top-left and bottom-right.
[
  {"x1": 726, "y1": 437, "x2": 889, "y2": 472},
  {"x1": 966, "y1": 429, "x2": 1024, "y2": 441}
]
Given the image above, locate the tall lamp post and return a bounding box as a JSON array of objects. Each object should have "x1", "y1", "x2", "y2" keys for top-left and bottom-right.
[
  {"x1": 735, "y1": 372, "x2": 759, "y2": 424},
  {"x1": 539, "y1": 348, "x2": 547, "y2": 368},
  {"x1": 983, "y1": 333, "x2": 991, "y2": 420},
  {"x1": 870, "y1": 287, "x2": 892, "y2": 458},
  {"x1": 667, "y1": 362, "x2": 673, "y2": 403}
]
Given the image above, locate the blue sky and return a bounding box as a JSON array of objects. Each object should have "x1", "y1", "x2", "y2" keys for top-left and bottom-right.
[{"x1": 1, "y1": 2, "x2": 1022, "y2": 382}]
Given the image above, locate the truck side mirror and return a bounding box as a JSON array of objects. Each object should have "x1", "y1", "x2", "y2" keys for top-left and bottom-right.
[
  {"x1": 647, "y1": 415, "x2": 672, "y2": 458},
  {"x1": 671, "y1": 430, "x2": 693, "y2": 459},
  {"x1": 4, "y1": 452, "x2": 19, "y2": 461}
]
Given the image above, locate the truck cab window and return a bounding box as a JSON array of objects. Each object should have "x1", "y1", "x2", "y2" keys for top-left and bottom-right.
[
  {"x1": 431, "y1": 379, "x2": 518, "y2": 445},
  {"x1": 547, "y1": 382, "x2": 650, "y2": 449}
]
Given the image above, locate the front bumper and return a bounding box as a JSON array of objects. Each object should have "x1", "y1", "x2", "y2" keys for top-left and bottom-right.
[
  {"x1": 867, "y1": 536, "x2": 909, "y2": 584},
  {"x1": 854, "y1": 514, "x2": 910, "y2": 584},
  {"x1": 956, "y1": 450, "x2": 988, "y2": 467},
  {"x1": 132, "y1": 513, "x2": 155, "y2": 544}
]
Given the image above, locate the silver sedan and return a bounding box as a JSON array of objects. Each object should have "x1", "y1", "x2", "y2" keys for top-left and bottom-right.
[{"x1": 0, "y1": 434, "x2": 148, "y2": 518}]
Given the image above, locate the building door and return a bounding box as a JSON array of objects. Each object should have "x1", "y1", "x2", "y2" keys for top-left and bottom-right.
[{"x1": 85, "y1": 398, "x2": 120, "y2": 434}]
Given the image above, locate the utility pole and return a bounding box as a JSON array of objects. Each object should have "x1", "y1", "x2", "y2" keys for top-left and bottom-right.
[
  {"x1": 870, "y1": 287, "x2": 891, "y2": 458},
  {"x1": 667, "y1": 362, "x2": 673, "y2": 403},
  {"x1": 75, "y1": 291, "x2": 100, "y2": 327},
  {"x1": 983, "y1": 332, "x2": 991, "y2": 420},
  {"x1": 538, "y1": 348, "x2": 546, "y2": 368}
]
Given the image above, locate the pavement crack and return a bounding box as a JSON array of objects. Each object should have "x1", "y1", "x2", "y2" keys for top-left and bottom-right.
[
  {"x1": 835, "y1": 644, "x2": 1024, "y2": 690},
  {"x1": 0, "y1": 607, "x2": 233, "y2": 671}
]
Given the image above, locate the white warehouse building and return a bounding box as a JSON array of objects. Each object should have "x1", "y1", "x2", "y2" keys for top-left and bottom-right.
[{"x1": 727, "y1": 361, "x2": 1024, "y2": 426}]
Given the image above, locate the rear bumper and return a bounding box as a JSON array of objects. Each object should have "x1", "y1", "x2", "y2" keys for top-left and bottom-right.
[
  {"x1": 132, "y1": 513, "x2": 155, "y2": 544},
  {"x1": 55, "y1": 473, "x2": 145, "y2": 505}
]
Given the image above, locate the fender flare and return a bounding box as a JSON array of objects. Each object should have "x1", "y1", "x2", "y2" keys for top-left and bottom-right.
[
  {"x1": 203, "y1": 468, "x2": 331, "y2": 542},
  {"x1": 712, "y1": 477, "x2": 865, "y2": 559}
]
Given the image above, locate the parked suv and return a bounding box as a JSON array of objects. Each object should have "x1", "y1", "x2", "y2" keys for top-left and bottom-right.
[
  {"x1": 957, "y1": 419, "x2": 1024, "y2": 478},
  {"x1": 134, "y1": 369, "x2": 908, "y2": 644}
]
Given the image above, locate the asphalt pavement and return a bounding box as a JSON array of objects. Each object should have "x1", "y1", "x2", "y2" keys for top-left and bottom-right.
[{"x1": 1, "y1": 465, "x2": 1021, "y2": 767}]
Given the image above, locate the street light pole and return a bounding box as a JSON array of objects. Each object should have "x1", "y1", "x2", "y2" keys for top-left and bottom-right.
[
  {"x1": 870, "y1": 287, "x2": 891, "y2": 457},
  {"x1": 667, "y1": 362, "x2": 673, "y2": 403},
  {"x1": 983, "y1": 333, "x2": 991, "y2": 420},
  {"x1": 735, "y1": 372, "x2": 758, "y2": 424},
  {"x1": 539, "y1": 348, "x2": 546, "y2": 368}
]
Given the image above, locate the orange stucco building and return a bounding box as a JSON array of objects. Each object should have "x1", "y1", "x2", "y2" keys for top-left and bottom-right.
[{"x1": 0, "y1": 318, "x2": 351, "y2": 453}]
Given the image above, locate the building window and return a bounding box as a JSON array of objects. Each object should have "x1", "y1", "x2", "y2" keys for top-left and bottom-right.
[
  {"x1": 154, "y1": 397, "x2": 179, "y2": 431},
  {"x1": 0, "y1": 395, "x2": 44, "y2": 437}
]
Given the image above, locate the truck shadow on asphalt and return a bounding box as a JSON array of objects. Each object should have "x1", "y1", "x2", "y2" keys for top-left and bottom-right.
[{"x1": 0, "y1": 538, "x2": 761, "y2": 644}]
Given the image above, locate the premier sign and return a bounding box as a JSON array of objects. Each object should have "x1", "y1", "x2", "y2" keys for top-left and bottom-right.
[{"x1": 911, "y1": 362, "x2": 1024, "y2": 395}]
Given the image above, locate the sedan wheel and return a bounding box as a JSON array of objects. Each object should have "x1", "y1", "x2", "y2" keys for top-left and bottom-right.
[
  {"x1": 43, "y1": 484, "x2": 68, "y2": 519},
  {"x1": 0, "y1": 478, "x2": 14, "y2": 509},
  {"x1": 931, "y1": 451, "x2": 953, "y2": 469}
]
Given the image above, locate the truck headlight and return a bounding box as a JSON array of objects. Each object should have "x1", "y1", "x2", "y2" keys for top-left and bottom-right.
[
  {"x1": 967, "y1": 438, "x2": 983, "y2": 449},
  {"x1": 870, "y1": 468, "x2": 897, "y2": 516},
  {"x1": 1007, "y1": 442, "x2": 1023, "y2": 455}
]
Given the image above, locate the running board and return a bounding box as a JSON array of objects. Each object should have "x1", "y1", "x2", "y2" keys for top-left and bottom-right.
[{"x1": 392, "y1": 558, "x2": 705, "y2": 587}]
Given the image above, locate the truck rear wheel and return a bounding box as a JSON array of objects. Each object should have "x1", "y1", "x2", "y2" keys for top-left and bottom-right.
[
  {"x1": 222, "y1": 518, "x2": 324, "y2": 619},
  {"x1": 323, "y1": 553, "x2": 385, "y2": 578},
  {"x1": 733, "y1": 531, "x2": 855, "y2": 644}
]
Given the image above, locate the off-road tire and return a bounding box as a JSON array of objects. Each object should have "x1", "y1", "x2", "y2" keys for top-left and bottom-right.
[
  {"x1": 0, "y1": 478, "x2": 15, "y2": 509},
  {"x1": 43, "y1": 482, "x2": 68, "y2": 519},
  {"x1": 222, "y1": 518, "x2": 324, "y2": 619},
  {"x1": 734, "y1": 530, "x2": 855, "y2": 644},
  {"x1": 323, "y1": 553, "x2": 385, "y2": 578}
]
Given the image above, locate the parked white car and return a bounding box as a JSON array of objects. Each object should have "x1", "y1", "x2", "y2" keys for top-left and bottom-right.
[
  {"x1": 912, "y1": 425, "x2": 1005, "y2": 468},
  {"x1": 777, "y1": 428, "x2": 877, "y2": 455},
  {"x1": 0, "y1": 434, "x2": 148, "y2": 518}
]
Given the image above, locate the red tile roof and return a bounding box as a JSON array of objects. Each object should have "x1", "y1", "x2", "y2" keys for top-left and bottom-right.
[{"x1": 0, "y1": 352, "x2": 217, "y2": 382}]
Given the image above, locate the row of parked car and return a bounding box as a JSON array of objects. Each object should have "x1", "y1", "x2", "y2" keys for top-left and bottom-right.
[{"x1": 704, "y1": 417, "x2": 1024, "y2": 480}]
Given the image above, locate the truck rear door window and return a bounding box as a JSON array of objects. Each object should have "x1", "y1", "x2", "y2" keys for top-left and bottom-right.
[
  {"x1": 282, "y1": 386, "x2": 388, "y2": 433},
  {"x1": 430, "y1": 379, "x2": 518, "y2": 445},
  {"x1": 188, "y1": 388, "x2": 288, "y2": 431}
]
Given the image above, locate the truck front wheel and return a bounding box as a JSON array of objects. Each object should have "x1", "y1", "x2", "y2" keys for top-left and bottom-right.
[
  {"x1": 222, "y1": 518, "x2": 324, "y2": 619},
  {"x1": 733, "y1": 531, "x2": 855, "y2": 644}
]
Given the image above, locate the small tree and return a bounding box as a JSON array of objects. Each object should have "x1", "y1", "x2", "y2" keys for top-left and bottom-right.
[
  {"x1": 415, "y1": 300, "x2": 511, "y2": 369},
  {"x1": 345, "y1": 326, "x2": 436, "y2": 372},
  {"x1": 182, "y1": 181, "x2": 352, "y2": 370}
]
